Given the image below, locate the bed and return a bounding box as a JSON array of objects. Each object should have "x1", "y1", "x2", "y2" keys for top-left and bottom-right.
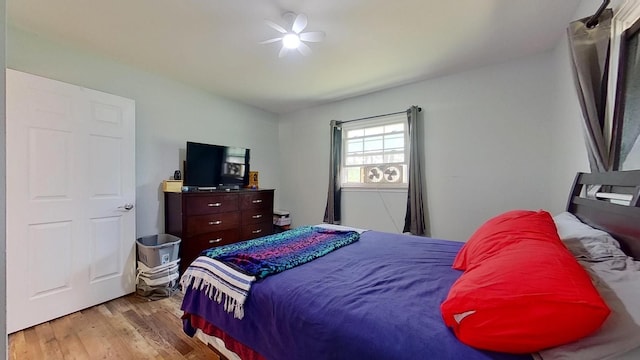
[{"x1": 179, "y1": 170, "x2": 640, "y2": 360}]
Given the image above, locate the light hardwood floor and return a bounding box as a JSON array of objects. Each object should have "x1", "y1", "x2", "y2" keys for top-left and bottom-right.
[{"x1": 8, "y1": 293, "x2": 221, "y2": 360}]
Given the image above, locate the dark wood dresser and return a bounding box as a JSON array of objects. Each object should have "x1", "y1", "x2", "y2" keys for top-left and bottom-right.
[{"x1": 164, "y1": 189, "x2": 274, "y2": 274}]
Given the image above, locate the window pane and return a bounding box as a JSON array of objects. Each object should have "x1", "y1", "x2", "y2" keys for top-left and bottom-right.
[
  {"x1": 347, "y1": 129, "x2": 364, "y2": 138},
  {"x1": 385, "y1": 123, "x2": 404, "y2": 133},
  {"x1": 345, "y1": 155, "x2": 364, "y2": 165},
  {"x1": 384, "y1": 132, "x2": 404, "y2": 140},
  {"x1": 367, "y1": 155, "x2": 384, "y2": 164},
  {"x1": 385, "y1": 153, "x2": 404, "y2": 163},
  {"x1": 345, "y1": 167, "x2": 361, "y2": 183},
  {"x1": 384, "y1": 135, "x2": 404, "y2": 149},
  {"x1": 364, "y1": 126, "x2": 384, "y2": 136},
  {"x1": 347, "y1": 139, "x2": 363, "y2": 153},
  {"x1": 363, "y1": 136, "x2": 383, "y2": 151}
]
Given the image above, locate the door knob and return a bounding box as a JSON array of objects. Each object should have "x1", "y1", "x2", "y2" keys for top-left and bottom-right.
[{"x1": 119, "y1": 203, "x2": 134, "y2": 211}]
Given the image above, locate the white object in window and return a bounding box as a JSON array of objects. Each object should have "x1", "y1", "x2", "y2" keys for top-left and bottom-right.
[{"x1": 341, "y1": 114, "x2": 408, "y2": 188}]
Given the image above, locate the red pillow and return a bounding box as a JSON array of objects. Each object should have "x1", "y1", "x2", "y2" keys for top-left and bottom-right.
[
  {"x1": 453, "y1": 210, "x2": 558, "y2": 270},
  {"x1": 441, "y1": 211, "x2": 610, "y2": 353}
]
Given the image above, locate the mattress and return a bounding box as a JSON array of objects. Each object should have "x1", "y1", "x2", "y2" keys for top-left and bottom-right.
[{"x1": 181, "y1": 230, "x2": 531, "y2": 360}]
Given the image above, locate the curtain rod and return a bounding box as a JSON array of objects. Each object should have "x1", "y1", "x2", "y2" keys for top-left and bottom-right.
[
  {"x1": 586, "y1": 0, "x2": 610, "y2": 28},
  {"x1": 337, "y1": 107, "x2": 422, "y2": 125}
]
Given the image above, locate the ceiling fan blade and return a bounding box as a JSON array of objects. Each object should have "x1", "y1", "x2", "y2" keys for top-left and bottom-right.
[
  {"x1": 299, "y1": 31, "x2": 325, "y2": 42},
  {"x1": 291, "y1": 13, "x2": 308, "y2": 34},
  {"x1": 297, "y1": 42, "x2": 312, "y2": 56},
  {"x1": 259, "y1": 37, "x2": 282, "y2": 44},
  {"x1": 265, "y1": 20, "x2": 287, "y2": 34},
  {"x1": 278, "y1": 46, "x2": 289, "y2": 58}
]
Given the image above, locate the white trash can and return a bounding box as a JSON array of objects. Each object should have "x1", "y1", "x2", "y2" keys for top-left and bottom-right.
[
  {"x1": 135, "y1": 234, "x2": 181, "y2": 300},
  {"x1": 136, "y1": 234, "x2": 180, "y2": 268}
]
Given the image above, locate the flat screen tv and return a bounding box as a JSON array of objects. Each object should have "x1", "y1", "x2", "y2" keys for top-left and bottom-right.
[{"x1": 183, "y1": 141, "x2": 250, "y2": 189}]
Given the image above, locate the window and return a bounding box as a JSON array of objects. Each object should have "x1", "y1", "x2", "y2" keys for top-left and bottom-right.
[
  {"x1": 613, "y1": 14, "x2": 640, "y2": 170},
  {"x1": 342, "y1": 114, "x2": 408, "y2": 188}
]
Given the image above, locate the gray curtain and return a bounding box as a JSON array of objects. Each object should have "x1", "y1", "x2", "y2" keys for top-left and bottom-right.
[
  {"x1": 323, "y1": 120, "x2": 342, "y2": 224},
  {"x1": 403, "y1": 106, "x2": 428, "y2": 236},
  {"x1": 567, "y1": 9, "x2": 613, "y2": 172}
]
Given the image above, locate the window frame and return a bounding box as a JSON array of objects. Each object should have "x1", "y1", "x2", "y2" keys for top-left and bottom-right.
[{"x1": 340, "y1": 114, "x2": 409, "y2": 189}]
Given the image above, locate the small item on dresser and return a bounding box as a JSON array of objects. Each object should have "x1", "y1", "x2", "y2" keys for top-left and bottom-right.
[
  {"x1": 248, "y1": 171, "x2": 259, "y2": 189},
  {"x1": 162, "y1": 180, "x2": 183, "y2": 193},
  {"x1": 174, "y1": 170, "x2": 181, "y2": 180}
]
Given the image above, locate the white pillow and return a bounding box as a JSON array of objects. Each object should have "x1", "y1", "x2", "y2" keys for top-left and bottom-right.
[
  {"x1": 553, "y1": 212, "x2": 611, "y2": 240},
  {"x1": 553, "y1": 212, "x2": 627, "y2": 262}
]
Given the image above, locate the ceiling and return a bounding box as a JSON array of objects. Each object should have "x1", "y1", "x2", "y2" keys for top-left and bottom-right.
[{"x1": 8, "y1": 0, "x2": 582, "y2": 114}]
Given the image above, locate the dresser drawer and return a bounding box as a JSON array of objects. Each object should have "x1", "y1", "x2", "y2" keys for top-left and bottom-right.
[
  {"x1": 241, "y1": 209, "x2": 271, "y2": 225},
  {"x1": 180, "y1": 229, "x2": 241, "y2": 271},
  {"x1": 241, "y1": 221, "x2": 273, "y2": 240},
  {"x1": 184, "y1": 193, "x2": 239, "y2": 216},
  {"x1": 187, "y1": 229, "x2": 241, "y2": 250},
  {"x1": 185, "y1": 211, "x2": 240, "y2": 236},
  {"x1": 240, "y1": 192, "x2": 274, "y2": 211}
]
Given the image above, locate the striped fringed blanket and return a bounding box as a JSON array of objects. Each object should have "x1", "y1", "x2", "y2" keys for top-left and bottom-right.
[{"x1": 180, "y1": 225, "x2": 360, "y2": 319}]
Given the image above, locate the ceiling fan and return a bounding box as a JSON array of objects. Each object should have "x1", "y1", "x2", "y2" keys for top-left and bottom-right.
[{"x1": 260, "y1": 12, "x2": 325, "y2": 58}]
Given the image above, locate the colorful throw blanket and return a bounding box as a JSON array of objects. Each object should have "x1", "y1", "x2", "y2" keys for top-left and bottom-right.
[{"x1": 180, "y1": 226, "x2": 360, "y2": 319}]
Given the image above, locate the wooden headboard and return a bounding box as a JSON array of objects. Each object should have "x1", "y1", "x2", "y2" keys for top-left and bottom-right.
[{"x1": 566, "y1": 170, "x2": 640, "y2": 259}]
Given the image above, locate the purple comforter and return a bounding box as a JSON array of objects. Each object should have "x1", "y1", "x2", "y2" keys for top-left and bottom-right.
[{"x1": 182, "y1": 230, "x2": 531, "y2": 360}]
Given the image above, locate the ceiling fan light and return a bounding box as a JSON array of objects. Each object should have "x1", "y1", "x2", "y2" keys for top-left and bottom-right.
[{"x1": 282, "y1": 34, "x2": 301, "y2": 49}]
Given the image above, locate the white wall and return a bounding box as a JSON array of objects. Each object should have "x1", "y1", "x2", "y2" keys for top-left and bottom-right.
[
  {"x1": 6, "y1": 27, "x2": 281, "y2": 238},
  {"x1": 2, "y1": 0, "x2": 617, "y2": 249},
  {"x1": 278, "y1": 0, "x2": 631, "y2": 242},
  {"x1": 278, "y1": 52, "x2": 558, "y2": 241}
]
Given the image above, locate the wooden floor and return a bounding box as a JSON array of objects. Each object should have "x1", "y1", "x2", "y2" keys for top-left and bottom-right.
[{"x1": 8, "y1": 292, "x2": 221, "y2": 360}]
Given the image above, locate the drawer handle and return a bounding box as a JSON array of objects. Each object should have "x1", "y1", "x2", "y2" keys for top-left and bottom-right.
[
  {"x1": 208, "y1": 220, "x2": 222, "y2": 225},
  {"x1": 252, "y1": 229, "x2": 262, "y2": 234},
  {"x1": 252, "y1": 214, "x2": 263, "y2": 219},
  {"x1": 208, "y1": 203, "x2": 222, "y2": 207},
  {"x1": 252, "y1": 199, "x2": 263, "y2": 204},
  {"x1": 209, "y1": 238, "x2": 222, "y2": 244}
]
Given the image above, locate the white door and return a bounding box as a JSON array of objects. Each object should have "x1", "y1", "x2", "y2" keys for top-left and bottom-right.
[{"x1": 6, "y1": 69, "x2": 136, "y2": 333}]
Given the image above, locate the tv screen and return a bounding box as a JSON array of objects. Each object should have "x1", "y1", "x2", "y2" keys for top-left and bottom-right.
[{"x1": 184, "y1": 141, "x2": 250, "y2": 189}]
